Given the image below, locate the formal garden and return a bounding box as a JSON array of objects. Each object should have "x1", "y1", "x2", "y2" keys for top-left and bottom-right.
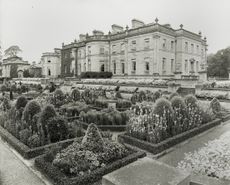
[{"x1": 0, "y1": 81, "x2": 230, "y2": 184}]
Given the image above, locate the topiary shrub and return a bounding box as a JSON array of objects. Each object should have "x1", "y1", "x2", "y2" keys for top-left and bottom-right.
[
  {"x1": 53, "y1": 89, "x2": 65, "y2": 107},
  {"x1": 71, "y1": 89, "x2": 81, "y2": 101},
  {"x1": 171, "y1": 96, "x2": 186, "y2": 110},
  {"x1": 210, "y1": 98, "x2": 221, "y2": 116},
  {"x1": 169, "y1": 92, "x2": 179, "y2": 100},
  {"x1": 39, "y1": 104, "x2": 56, "y2": 138},
  {"x1": 47, "y1": 116, "x2": 68, "y2": 143},
  {"x1": 16, "y1": 96, "x2": 28, "y2": 110},
  {"x1": 23, "y1": 100, "x2": 41, "y2": 127},
  {"x1": 115, "y1": 91, "x2": 122, "y2": 99},
  {"x1": 19, "y1": 128, "x2": 32, "y2": 145},
  {"x1": 27, "y1": 134, "x2": 41, "y2": 148},
  {"x1": 139, "y1": 91, "x2": 146, "y2": 102},
  {"x1": 1, "y1": 84, "x2": 7, "y2": 92},
  {"x1": 81, "y1": 123, "x2": 104, "y2": 153},
  {"x1": 154, "y1": 91, "x2": 161, "y2": 100},
  {"x1": 11, "y1": 84, "x2": 17, "y2": 92},
  {"x1": 184, "y1": 94, "x2": 197, "y2": 107},
  {"x1": 153, "y1": 98, "x2": 174, "y2": 135},
  {"x1": 1, "y1": 96, "x2": 11, "y2": 111}
]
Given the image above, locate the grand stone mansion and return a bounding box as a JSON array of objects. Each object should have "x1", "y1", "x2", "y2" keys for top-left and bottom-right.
[{"x1": 61, "y1": 18, "x2": 208, "y2": 80}]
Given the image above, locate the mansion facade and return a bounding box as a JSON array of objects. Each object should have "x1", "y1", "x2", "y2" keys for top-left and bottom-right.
[{"x1": 61, "y1": 18, "x2": 208, "y2": 80}]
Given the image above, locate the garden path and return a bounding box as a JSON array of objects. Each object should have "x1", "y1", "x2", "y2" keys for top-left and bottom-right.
[
  {"x1": 0, "y1": 138, "x2": 48, "y2": 185},
  {"x1": 156, "y1": 120, "x2": 230, "y2": 167}
]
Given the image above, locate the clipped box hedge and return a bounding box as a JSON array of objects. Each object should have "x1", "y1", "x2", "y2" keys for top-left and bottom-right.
[
  {"x1": 35, "y1": 146, "x2": 146, "y2": 185},
  {"x1": 0, "y1": 125, "x2": 75, "y2": 159},
  {"x1": 118, "y1": 119, "x2": 222, "y2": 155},
  {"x1": 81, "y1": 122, "x2": 126, "y2": 132}
]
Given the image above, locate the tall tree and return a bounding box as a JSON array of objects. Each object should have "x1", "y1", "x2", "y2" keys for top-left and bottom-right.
[
  {"x1": 4, "y1": 45, "x2": 22, "y2": 58},
  {"x1": 207, "y1": 47, "x2": 230, "y2": 78}
]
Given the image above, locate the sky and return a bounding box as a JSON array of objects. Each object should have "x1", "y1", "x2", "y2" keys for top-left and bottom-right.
[{"x1": 0, "y1": 0, "x2": 230, "y2": 63}]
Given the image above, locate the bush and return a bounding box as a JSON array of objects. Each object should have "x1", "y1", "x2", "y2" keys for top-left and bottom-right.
[
  {"x1": 184, "y1": 94, "x2": 197, "y2": 107},
  {"x1": 53, "y1": 89, "x2": 65, "y2": 107},
  {"x1": 23, "y1": 100, "x2": 41, "y2": 126},
  {"x1": 27, "y1": 134, "x2": 41, "y2": 148},
  {"x1": 82, "y1": 123, "x2": 104, "y2": 152},
  {"x1": 210, "y1": 98, "x2": 221, "y2": 115},
  {"x1": 169, "y1": 92, "x2": 179, "y2": 100},
  {"x1": 1, "y1": 84, "x2": 7, "y2": 92},
  {"x1": 80, "y1": 71, "x2": 113, "y2": 79},
  {"x1": 171, "y1": 96, "x2": 186, "y2": 110},
  {"x1": 11, "y1": 84, "x2": 17, "y2": 92},
  {"x1": 154, "y1": 91, "x2": 161, "y2": 100},
  {"x1": 39, "y1": 104, "x2": 56, "y2": 138},
  {"x1": 16, "y1": 96, "x2": 28, "y2": 110},
  {"x1": 115, "y1": 91, "x2": 122, "y2": 99},
  {"x1": 139, "y1": 91, "x2": 146, "y2": 102},
  {"x1": 71, "y1": 89, "x2": 81, "y2": 101},
  {"x1": 116, "y1": 100, "x2": 132, "y2": 110},
  {"x1": 19, "y1": 128, "x2": 32, "y2": 145},
  {"x1": 1, "y1": 97, "x2": 11, "y2": 111},
  {"x1": 47, "y1": 116, "x2": 68, "y2": 143}
]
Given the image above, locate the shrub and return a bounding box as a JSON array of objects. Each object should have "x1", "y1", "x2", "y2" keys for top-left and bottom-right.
[
  {"x1": 21, "y1": 84, "x2": 28, "y2": 93},
  {"x1": 139, "y1": 91, "x2": 146, "y2": 102},
  {"x1": 116, "y1": 100, "x2": 132, "y2": 110},
  {"x1": 53, "y1": 89, "x2": 65, "y2": 107},
  {"x1": 27, "y1": 134, "x2": 41, "y2": 148},
  {"x1": 80, "y1": 71, "x2": 113, "y2": 79},
  {"x1": 115, "y1": 91, "x2": 122, "y2": 99},
  {"x1": 16, "y1": 96, "x2": 28, "y2": 110},
  {"x1": 1, "y1": 97, "x2": 11, "y2": 111},
  {"x1": 171, "y1": 96, "x2": 186, "y2": 110},
  {"x1": 154, "y1": 91, "x2": 161, "y2": 100},
  {"x1": 1, "y1": 84, "x2": 7, "y2": 92},
  {"x1": 210, "y1": 98, "x2": 221, "y2": 115},
  {"x1": 23, "y1": 100, "x2": 41, "y2": 126},
  {"x1": 153, "y1": 98, "x2": 174, "y2": 135},
  {"x1": 71, "y1": 89, "x2": 81, "y2": 101},
  {"x1": 169, "y1": 92, "x2": 179, "y2": 100},
  {"x1": 184, "y1": 94, "x2": 197, "y2": 107},
  {"x1": 39, "y1": 104, "x2": 56, "y2": 138},
  {"x1": 82, "y1": 123, "x2": 104, "y2": 153},
  {"x1": 47, "y1": 116, "x2": 68, "y2": 143},
  {"x1": 11, "y1": 84, "x2": 17, "y2": 92},
  {"x1": 19, "y1": 128, "x2": 32, "y2": 145}
]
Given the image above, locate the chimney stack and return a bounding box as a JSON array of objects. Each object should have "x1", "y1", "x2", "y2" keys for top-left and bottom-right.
[{"x1": 131, "y1": 19, "x2": 145, "y2": 29}]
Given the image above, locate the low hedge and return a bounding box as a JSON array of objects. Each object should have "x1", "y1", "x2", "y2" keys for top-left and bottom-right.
[
  {"x1": 81, "y1": 72, "x2": 113, "y2": 79},
  {"x1": 0, "y1": 125, "x2": 75, "y2": 159},
  {"x1": 118, "y1": 119, "x2": 221, "y2": 155},
  {"x1": 81, "y1": 122, "x2": 126, "y2": 132},
  {"x1": 35, "y1": 146, "x2": 146, "y2": 185}
]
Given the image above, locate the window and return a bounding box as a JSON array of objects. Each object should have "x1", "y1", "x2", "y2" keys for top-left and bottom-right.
[
  {"x1": 196, "y1": 61, "x2": 199, "y2": 72},
  {"x1": 185, "y1": 42, "x2": 188, "y2": 52},
  {"x1": 48, "y1": 68, "x2": 51, "y2": 76},
  {"x1": 100, "y1": 64, "x2": 105, "y2": 72},
  {"x1": 162, "y1": 39, "x2": 167, "y2": 49},
  {"x1": 131, "y1": 40, "x2": 136, "y2": 51},
  {"x1": 191, "y1": 44, "x2": 194, "y2": 53},
  {"x1": 88, "y1": 59, "x2": 91, "y2": 71},
  {"x1": 113, "y1": 61, "x2": 116, "y2": 74},
  {"x1": 171, "y1": 59, "x2": 174, "y2": 72},
  {"x1": 190, "y1": 61, "x2": 194, "y2": 72},
  {"x1": 185, "y1": 60, "x2": 188, "y2": 73},
  {"x1": 84, "y1": 63, "x2": 86, "y2": 72},
  {"x1": 78, "y1": 50, "x2": 81, "y2": 58},
  {"x1": 201, "y1": 49, "x2": 204, "y2": 57},
  {"x1": 196, "y1": 45, "x2": 199, "y2": 54},
  {"x1": 132, "y1": 59, "x2": 136, "y2": 72},
  {"x1": 144, "y1": 38, "x2": 150, "y2": 49},
  {"x1": 162, "y1": 58, "x2": 166, "y2": 74},
  {"x1": 99, "y1": 48, "x2": 104, "y2": 54},
  {"x1": 88, "y1": 46, "x2": 91, "y2": 55},
  {"x1": 112, "y1": 45, "x2": 116, "y2": 54},
  {"x1": 64, "y1": 65, "x2": 67, "y2": 73},
  {"x1": 171, "y1": 41, "x2": 174, "y2": 51},
  {"x1": 145, "y1": 62, "x2": 149, "y2": 71},
  {"x1": 120, "y1": 43, "x2": 125, "y2": 54},
  {"x1": 121, "y1": 62, "x2": 125, "y2": 74}
]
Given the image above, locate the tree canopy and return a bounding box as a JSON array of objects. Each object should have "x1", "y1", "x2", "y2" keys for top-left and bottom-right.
[
  {"x1": 4, "y1": 45, "x2": 22, "y2": 58},
  {"x1": 207, "y1": 47, "x2": 230, "y2": 78}
]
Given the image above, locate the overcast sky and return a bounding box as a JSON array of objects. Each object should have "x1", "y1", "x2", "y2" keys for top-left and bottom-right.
[{"x1": 1, "y1": 0, "x2": 230, "y2": 63}]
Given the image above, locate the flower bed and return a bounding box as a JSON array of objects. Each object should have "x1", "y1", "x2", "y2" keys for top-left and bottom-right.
[
  {"x1": 119, "y1": 95, "x2": 219, "y2": 154},
  {"x1": 0, "y1": 125, "x2": 75, "y2": 159},
  {"x1": 196, "y1": 90, "x2": 230, "y2": 100},
  {"x1": 118, "y1": 118, "x2": 221, "y2": 155},
  {"x1": 35, "y1": 124, "x2": 146, "y2": 185},
  {"x1": 178, "y1": 130, "x2": 230, "y2": 181}
]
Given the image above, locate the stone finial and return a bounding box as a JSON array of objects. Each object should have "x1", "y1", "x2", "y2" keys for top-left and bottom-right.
[
  {"x1": 180, "y1": 24, "x2": 183, "y2": 29},
  {"x1": 199, "y1": 31, "x2": 202, "y2": 36},
  {"x1": 204, "y1": 36, "x2": 207, "y2": 41},
  {"x1": 86, "y1": 33, "x2": 89, "y2": 38},
  {"x1": 74, "y1": 39, "x2": 77, "y2": 42},
  {"x1": 126, "y1": 25, "x2": 129, "y2": 30},
  {"x1": 155, "y1": 17, "x2": 159, "y2": 23},
  {"x1": 108, "y1": 31, "x2": 111, "y2": 35},
  {"x1": 62, "y1": 42, "x2": 64, "y2": 47}
]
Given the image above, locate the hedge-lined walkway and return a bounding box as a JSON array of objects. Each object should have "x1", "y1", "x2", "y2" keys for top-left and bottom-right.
[{"x1": 0, "y1": 138, "x2": 47, "y2": 185}]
